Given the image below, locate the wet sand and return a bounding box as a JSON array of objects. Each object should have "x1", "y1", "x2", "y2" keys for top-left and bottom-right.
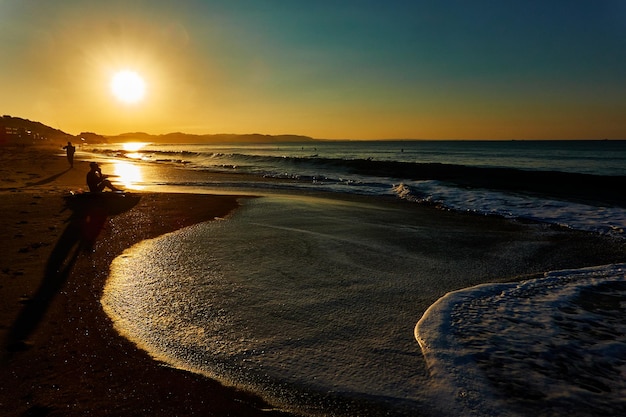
[
  {"x1": 0, "y1": 146, "x2": 291, "y2": 416},
  {"x1": 1, "y1": 145, "x2": 625, "y2": 416}
]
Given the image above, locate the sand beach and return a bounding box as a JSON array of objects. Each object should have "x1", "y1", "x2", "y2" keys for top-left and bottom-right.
[
  {"x1": 0, "y1": 146, "x2": 292, "y2": 416},
  {"x1": 1, "y1": 145, "x2": 625, "y2": 416}
]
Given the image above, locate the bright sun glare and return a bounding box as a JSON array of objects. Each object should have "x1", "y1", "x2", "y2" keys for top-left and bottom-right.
[
  {"x1": 122, "y1": 142, "x2": 148, "y2": 152},
  {"x1": 110, "y1": 70, "x2": 146, "y2": 104},
  {"x1": 113, "y1": 161, "x2": 143, "y2": 190}
]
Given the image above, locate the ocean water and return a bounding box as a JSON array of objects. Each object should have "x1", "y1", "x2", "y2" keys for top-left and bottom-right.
[
  {"x1": 87, "y1": 140, "x2": 626, "y2": 236},
  {"x1": 92, "y1": 140, "x2": 626, "y2": 416}
]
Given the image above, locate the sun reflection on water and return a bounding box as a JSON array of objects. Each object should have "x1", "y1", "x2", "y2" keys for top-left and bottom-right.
[
  {"x1": 122, "y1": 142, "x2": 149, "y2": 152},
  {"x1": 122, "y1": 142, "x2": 150, "y2": 160},
  {"x1": 113, "y1": 161, "x2": 144, "y2": 190}
]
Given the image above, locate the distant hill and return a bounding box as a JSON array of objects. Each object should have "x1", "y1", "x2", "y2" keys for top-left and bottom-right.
[
  {"x1": 0, "y1": 114, "x2": 316, "y2": 146},
  {"x1": 0, "y1": 115, "x2": 73, "y2": 145},
  {"x1": 105, "y1": 132, "x2": 316, "y2": 144}
]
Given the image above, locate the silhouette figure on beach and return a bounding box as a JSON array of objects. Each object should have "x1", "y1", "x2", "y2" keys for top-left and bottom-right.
[
  {"x1": 63, "y1": 141, "x2": 76, "y2": 168},
  {"x1": 86, "y1": 162, "x2": 120, "y2": 192}
]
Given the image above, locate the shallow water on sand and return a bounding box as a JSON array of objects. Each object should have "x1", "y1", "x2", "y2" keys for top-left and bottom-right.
[
  {"x1": 103, "y1": 196, "x2": 439, "y2": 415},
  {"x1": 101, "y1": 194, "x2": 625, "y2": 416}
]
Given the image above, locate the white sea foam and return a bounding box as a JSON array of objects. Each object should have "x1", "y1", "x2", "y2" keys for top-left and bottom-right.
[
  {"x1": 415, "y1": 263, "x2": 626, "y2": 417},
  {"x1": 393, "y1": 180, "x2": 626, "y2": 238}
]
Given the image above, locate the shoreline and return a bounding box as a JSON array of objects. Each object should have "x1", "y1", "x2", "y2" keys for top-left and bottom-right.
[
  {"x1": 0, "y1": 190, "x2": 295, "y2": 416},
  {"x1": 2, "y1": 145, "x2": 626, "y2": 416},
  {"x1": 0, "y1": 146, "x2": 293, "y2": 416}
]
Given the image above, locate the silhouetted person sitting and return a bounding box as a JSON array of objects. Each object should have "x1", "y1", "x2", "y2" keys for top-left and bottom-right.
[{"x1": 86, "y1": 162, "x2": 121, "y2": 192}]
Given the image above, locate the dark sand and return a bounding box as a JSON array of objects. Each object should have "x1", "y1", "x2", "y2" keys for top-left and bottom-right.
[
  {"x1": 1, "y1": 145, "x2": 625, "y2": 416},
  {"x1": 0, "y1": 146, "x2": 291, "y2": 416}
]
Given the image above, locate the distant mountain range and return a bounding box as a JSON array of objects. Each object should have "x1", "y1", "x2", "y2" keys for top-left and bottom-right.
[
  {"x1": 0, "y1": 115, "x2": 315, "y2": 145},
  {"x1": 102, "y1": 131, "x2": 315, "y2": 144}
]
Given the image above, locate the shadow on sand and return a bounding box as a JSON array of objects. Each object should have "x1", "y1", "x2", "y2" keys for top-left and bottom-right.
[
  {"x1": 24, "y1": 168, "x2": 73, "y2": 188},
  {"x1": 0, "y1": 168, "x2": 73, "y2": 192},
  {"x1": 3, "y1": 192, "x2": 140, "y2": 354}
]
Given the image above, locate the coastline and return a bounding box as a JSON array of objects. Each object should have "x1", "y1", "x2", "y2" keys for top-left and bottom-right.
[
  {"x1": 0, "y1": 146, "x2": 291, "y2": 416},
  {"x1": 1, "y1": 145, "x2": 625, "y2": 416}
]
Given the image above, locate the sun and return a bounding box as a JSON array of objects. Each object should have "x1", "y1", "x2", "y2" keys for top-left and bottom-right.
[{"x1": 110, "y1": 70, "x2": 146, "y2": 104}]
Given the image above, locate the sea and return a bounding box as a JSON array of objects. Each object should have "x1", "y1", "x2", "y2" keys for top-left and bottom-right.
[{"x1": 86, "y1": 140, "x2": 626, "y2": 416}]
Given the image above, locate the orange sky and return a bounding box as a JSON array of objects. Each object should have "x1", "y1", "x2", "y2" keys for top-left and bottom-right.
[{"x1": 1, "y1": 1, "x2": 625, "y2": 139}]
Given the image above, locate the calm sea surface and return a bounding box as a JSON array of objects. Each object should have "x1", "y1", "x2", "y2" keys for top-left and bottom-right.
[{"x1": 90, "y1": 140, "x2": 626, "y2": 416}]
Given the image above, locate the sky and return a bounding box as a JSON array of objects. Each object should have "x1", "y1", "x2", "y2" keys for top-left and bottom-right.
[{"x1": 1, "y1": 0, "x2": 625, "y2": 140}]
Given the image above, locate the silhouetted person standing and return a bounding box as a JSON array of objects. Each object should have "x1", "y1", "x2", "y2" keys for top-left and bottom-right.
[
  {"x1": 86, "y1": 162, "x2": 120, "y2": 192},
  {"x1": 63, "y1": 141, "x2": 76, "y2": 168}
]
